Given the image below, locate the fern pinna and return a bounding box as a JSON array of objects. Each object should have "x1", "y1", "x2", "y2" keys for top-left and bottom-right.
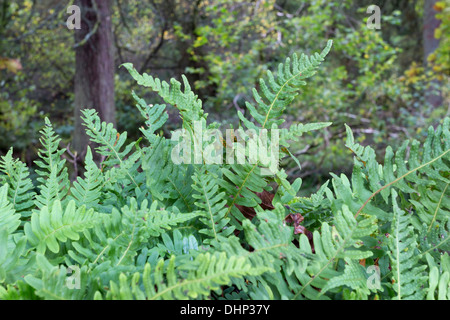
[{"x1": 0, "y1": 40, "x2": 449, "y2": 300}]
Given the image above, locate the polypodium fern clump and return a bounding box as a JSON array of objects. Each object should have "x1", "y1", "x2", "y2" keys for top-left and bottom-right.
[{"x1": 0, "y1": 40, "x2": 449, "y2": 300}]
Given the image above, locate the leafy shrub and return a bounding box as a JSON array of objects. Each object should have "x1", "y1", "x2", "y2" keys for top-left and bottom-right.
[{"x1": 0, "y1": 41, "x2": 449, "y2": 300}]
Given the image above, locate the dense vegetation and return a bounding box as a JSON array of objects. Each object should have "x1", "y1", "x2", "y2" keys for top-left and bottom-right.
[
  {"x1": 0, "y1": 40, "x2": 449, "y2": 300},
  {"x1": 0, "y1": 0, "x2": 449, "y2": 300}
]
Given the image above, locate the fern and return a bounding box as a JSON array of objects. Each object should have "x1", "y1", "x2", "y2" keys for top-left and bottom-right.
[
  {"x1": 34, "y1": 118, "x2": 69, "y2": 210},
  {"x1": 191, "y1": 166, "x2": 235, "y2": 242},
  {"x1": 388, "y1": 190, "x2": 428, "y2": 300},
  {"x1": 2, "y1": 41, "x2": 449, "y2": 301},
  {"x1": 0, "y1": 149, "x2": 35, "y2": 217},
  {"x1": 24, "y1": 200, "x2": 105, "y2": 254},
  {"x1": 238, "y1": 40, "x2": 333, "y2": 131},
  {"x1": 67, "y1": 147, "x2": 103, "y2": 210},
  {"x1": 99, "y1": 253, "x2": 268, "y2": 300},
  {"x1": 0, "y1": 184, "x2": 21, "y2": 234}
]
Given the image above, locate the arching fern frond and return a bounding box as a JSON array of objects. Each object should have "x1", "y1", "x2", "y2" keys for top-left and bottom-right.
[
  {"x1": 344, "y1": 118, "x2": 450, "y2": 217},
  {"x1": 238, "y1": 40, "x2": 332, "y2": 131},
  {"x1": 99, "y1": 252, "x2": 269, "y2": 300},
  {"x1": 24, "y1": 200, "x2": 105, "y2": 254},
  {"x1": 291, "y1": 204, "x2": 378, "y2": 300},
  {"x1": 121, "y1": 63, "x2": 206, "y2": 127},
  {"x1": 81, "y1": 109, "x2": 142, "y2": 190}
]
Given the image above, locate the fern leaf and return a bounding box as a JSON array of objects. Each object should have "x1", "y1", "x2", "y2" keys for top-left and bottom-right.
[
  {"x1": 192, "y1": 166, "x2": 235, "y2": 242},
  {"x1": 67, "y1": 147, "x2": 103, "y2": 210},
  {"x1": 81, "y1": 109, "x2": 141, "y2": 189},
  {"x1": 24, "y1": 254, "x2": 87, "y2": 300},
  {"x1": 34, "y1": 118, "x2": 69, "y2": 210},
  {"x1": 238, "y1": 40, "x2": 332, "y2": 131},
  {"x1": 121, "y1": 64, "x2": 206, "y2": 126},
  {"x1": 101, "y1": 253, "x2": 268, "y2": 300},
  {"x1": 388, "y1": 189, "x2": 427, "y2": 300},
  {"x1": 0, "y1": 148, "x2": 35, "y2": 217},
  {"x1": 0, "y1": 184, "x2": 21, "y2": 234},
  {"x1": 24, "y1": 200, "x2": 104, "y2": 254}
]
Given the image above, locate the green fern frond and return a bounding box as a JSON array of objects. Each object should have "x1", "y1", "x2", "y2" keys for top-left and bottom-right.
[
  {"x1": 0, "y1": 229, "x2": 27, "y2": 284},
  {"x1": 0, "y1": 184, "x2": 21, "y2": 234},
  {"x1": 427, "y1": 261, "x2": 450, "y2": 300},
  {"x1": 388, "y1": 190, "x2": 427, "y2": 300},
  {"x1": 24, "y1": 200, "x2": 104, "y2": 254},
  {"x1": 100, "y1": 252, "x2": 268, "y2": 300},
  {"x1": 238, "y1": 40, "x2": 332, "y2": 131},
  {"x1": 81, "y1": 109, "x2": 142, "y2": 189},
  {"x1": 291, "y1": 204, "x2": 377, "y2": 300},
  {"x1": 121, "y1": 63, "x2": 206, "y2": 127},
  {"x1": 67, "y1": 147, "x2": 103, "y2": 210},
  {"x1": 0, "y1": 149, "x2": 35, "y2": 217},
  {"x1": 345, "y1": 118, "x2": 450, "y2": 217},
  {"x1": 132, "y1": 91, "x2": 168, "y2": 142},
  {"x1": 410, "y1": 181, "x2": 449, "y2": 232},
  {"x1": 321, "y1": 259, "x2": 373, "y2": 299},
  {"x1": 24, "y1": 254, "x2": 88, "y2": 300},
  {"x1": 140, "y1": 136, "x2": 194, "y2": 208},
  {"x1": 34, "y1": 118, "x2": 69, "y2": 210},
  {"x1": 419, "y1": 220, "x2": 450, "y2": 260},
  {"x1": 221, "y1": 163, "x2": 269, "y2": 228},
  {"x1": 192, "y1": 166, "x2": 235, "y2": 242}
]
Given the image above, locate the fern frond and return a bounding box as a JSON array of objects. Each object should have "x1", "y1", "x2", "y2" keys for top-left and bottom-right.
[
  {"x1": 81, "y1": 109, "x2": 142, "y2": 190},
  {"x1": 121, "y1": 63, "x2": 206, "y2": 126},
  {"x1": 344, "y1": 118, "x2": 450, "y2": 218},
  {"x1": 388, "y1": 190, "x2": 427, "y2": 300},
  {"x1": 67, "y1": 147, "x2": 103, "y2": 210},
  {"x1": 427, "y1": 264, "x2": 450, "y2": 300},
  {"x1": 24, "y1": 254, "x2": 88, "y2": 300},
  {"x1": 419, "y1": 220, "x2": 450, "y2": 260},
  {"x1": 192, "y1": 166, "x2": 235, "y2": 242},
  {"x1": 34, "y1": 118, "x2": 69, "y2": 210},
  {"x1": 140, "y1": 136, "x2": 194, "y2": 208},
  {"x1": 0, "y1": 184, "x2": 21, "y2": 234},
  {"x1": 0, "y1": 149, "x2": 35, "y2": 217},
  {"x1": 100, "y1": 252, "x2": 268, "y2": 300},
  {"x1": 0, "y1": 229, "x2": 27, "y2": 284},
  {"x1": 321, "y1": 259, "x2": 373, "y2": 299},
  {"x1": 132, "y1": 91, "x2": 168, "y2": 142},
  {"x1": 291, "y1": 204, "x2": 377, "y2": 300},
  {"x1": 238, "y1": 40, "x2": 332, "y2": 131},
  {"x1": 24, "y1": 200, "x2": 104, "y2": 254}
]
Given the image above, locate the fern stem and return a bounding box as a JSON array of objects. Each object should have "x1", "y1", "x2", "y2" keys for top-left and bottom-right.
[{"x1": 427, "y1": 182, "x2": 449, "y2": 233}]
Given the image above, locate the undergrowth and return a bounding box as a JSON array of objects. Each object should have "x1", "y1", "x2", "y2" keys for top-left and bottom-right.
[{"x1": 0, "y1": 40, "x2": 449, "y2": 300}]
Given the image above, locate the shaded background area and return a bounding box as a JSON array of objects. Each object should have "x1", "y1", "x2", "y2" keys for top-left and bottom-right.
[{"x1": 0, "y1": 0, "x2": 449, "y2": 193}]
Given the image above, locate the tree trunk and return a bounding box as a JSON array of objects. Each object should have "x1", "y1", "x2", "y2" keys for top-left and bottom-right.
[
  {"x1": 73, "y1": 0, "x2": 115, "y2": 164},
  {"x1": 423, "y1": 0, "x2": 443, "y2": 108}
]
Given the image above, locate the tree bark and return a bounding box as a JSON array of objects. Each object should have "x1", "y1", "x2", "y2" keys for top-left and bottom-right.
[
  {"x1": 73, "y1": 0, "x2": 115, "y2": 163},
  {"x1": 423, "y1": 0, "x2": 443, "y2": 108}
]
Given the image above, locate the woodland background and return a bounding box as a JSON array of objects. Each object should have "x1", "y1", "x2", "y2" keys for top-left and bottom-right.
[{"x1": 0, "y1": 0, "x2": 449, "y2": 193}]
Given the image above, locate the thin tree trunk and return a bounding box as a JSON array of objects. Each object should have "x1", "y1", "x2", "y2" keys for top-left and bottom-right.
[
  {"x1": 423, "y1": 0, "x2": 443, "y2": 108},
  {"x1": 73, "y1": 0, "x2": 115, "y2": 164}
]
